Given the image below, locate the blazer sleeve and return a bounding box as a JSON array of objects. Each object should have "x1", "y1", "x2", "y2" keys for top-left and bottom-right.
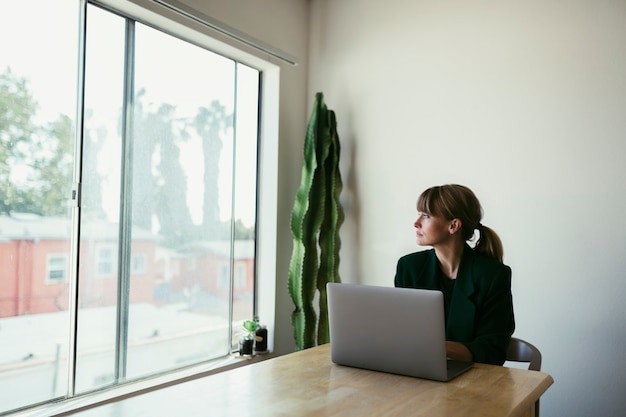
[{"x1": 462, "y1": 262, "x2": 515, "y2": 365}]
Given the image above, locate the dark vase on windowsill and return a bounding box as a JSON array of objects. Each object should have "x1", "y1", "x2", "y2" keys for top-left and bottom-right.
[
  {"x1": 239, "y1": 334, "x2": 255, "y2": 356},
  {"x1": 254, "y1": 326, "x2": 268, "y2": 353}
]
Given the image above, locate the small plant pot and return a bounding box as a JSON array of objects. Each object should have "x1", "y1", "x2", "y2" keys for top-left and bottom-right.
[
  {"x1": 239, "y1": 336, "x2": 255, "y2": 356},
  {"x1": 254, "y1": 327, "x2": 268, "y2": 352}
]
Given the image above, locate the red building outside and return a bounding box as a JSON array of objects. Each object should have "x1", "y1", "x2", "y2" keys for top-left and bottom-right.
[{"x1": 0, "y1": 213, "x2": 254, "y2": 318}]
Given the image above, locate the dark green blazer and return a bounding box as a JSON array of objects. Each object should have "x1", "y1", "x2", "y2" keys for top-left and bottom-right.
[{"x1": 394, "y1": 245, "x2": 515, "y2": 365}]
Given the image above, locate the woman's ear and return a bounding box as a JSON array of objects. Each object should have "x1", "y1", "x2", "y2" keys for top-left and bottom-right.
[{"x1": 449, "y1": 218, "x2": 462, "y2": 234}]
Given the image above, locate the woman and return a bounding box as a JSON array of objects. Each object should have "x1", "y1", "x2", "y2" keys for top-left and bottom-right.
[{"x1": 394, "y1": 184, "x2": 515, "y2": 365}]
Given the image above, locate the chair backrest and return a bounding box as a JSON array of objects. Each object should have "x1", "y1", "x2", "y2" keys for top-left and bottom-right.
[{"x1": 506, "y1": 337, "x2": 542, "y2": 371}]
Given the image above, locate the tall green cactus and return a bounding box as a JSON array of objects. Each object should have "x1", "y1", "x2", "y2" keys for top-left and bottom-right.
[{"x1": 288, "y1": 92, "x2": 344, "y2": 351}]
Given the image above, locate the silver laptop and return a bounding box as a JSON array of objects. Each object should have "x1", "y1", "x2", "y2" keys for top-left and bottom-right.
[{"x1": 327, "y1": 282, "x2": 473, "y2": 382}]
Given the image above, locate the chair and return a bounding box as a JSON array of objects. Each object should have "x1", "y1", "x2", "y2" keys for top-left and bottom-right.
[
  {"x1": 506, "y1": 337, "x2": 542, "y2": 416},
  {"x1": 507, "y1": 337, "x2": 542, "y2": 371}
]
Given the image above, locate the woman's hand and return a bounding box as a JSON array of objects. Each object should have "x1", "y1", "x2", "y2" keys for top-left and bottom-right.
[{"x1": 446, "y1": 341, "x2": 473, "y2": 362}]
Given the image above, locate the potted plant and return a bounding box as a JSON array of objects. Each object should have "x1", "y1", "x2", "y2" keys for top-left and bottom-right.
[
  {"x1": 288, "y1": 92, "x2": 344, "y2": 351},
  {"x1": 239, "y1": 319, "x2": 259, "y2": 356}
]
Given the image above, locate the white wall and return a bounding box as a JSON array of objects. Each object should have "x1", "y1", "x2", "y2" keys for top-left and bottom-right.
[
  {"x1": 309, "y1": 1, "x2": 626, "y2": 416},
  {"x1": 175, "y1": 1, "x2": 626, "y2": 415}
]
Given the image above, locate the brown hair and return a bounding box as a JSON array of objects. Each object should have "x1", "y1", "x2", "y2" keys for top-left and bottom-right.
[{"x1": 416, "y1": 184, "x2": 504, "y2": 262}]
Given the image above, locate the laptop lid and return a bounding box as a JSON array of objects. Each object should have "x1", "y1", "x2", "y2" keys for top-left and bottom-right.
[{"x1": 326, "y1": 282, "x2": 473, "y2": 382}]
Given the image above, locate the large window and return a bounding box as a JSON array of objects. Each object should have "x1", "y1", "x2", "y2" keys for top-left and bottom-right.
[{"x1": 0, "y1": 1, "x2": 269, "y2": 414}]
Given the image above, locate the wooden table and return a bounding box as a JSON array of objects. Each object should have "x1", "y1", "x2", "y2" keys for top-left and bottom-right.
[{"x1": 71, "y1": 343, "x2": 554, "y2": 417}]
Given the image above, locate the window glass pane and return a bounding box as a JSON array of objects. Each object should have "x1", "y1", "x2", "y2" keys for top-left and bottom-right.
[
  {"x1": 124, "y1": 22, "x2": 241, "y2": 380},
  {"x1": 0, "y1": 0, "x2": 78, "y2": 412},
  {"x1": 75, "y1": 4, "x2": 125, "y2": 393},
  {"x1": 232, "y1": 64, "x2": 259, "y2": 326}
]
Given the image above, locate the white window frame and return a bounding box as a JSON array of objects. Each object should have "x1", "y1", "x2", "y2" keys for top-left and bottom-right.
[
  {"x1": 235, "y1": 262, "x2": 246, "y2": 289},
  {"x1": 132, "y1": 253, "x2": 146, "y2": 275},
  {"x1": 218, "y1": 263, "x2": 229, "y2": 289},
  {"x1": 46, "y1": 254, "x2": 69, "y2": 283},
  {"x1": 95, "y1": 245, "x2": 116, "y2": 277}
]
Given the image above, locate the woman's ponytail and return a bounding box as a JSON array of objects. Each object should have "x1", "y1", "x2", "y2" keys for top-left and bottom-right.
[{"x1": 474, "y1": 224, "x2": 504, "y2": 263}]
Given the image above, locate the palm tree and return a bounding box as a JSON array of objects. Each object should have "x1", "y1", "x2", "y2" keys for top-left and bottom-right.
[{"x1": 192, "y1": 100, "x2": 233, "y2": 237}]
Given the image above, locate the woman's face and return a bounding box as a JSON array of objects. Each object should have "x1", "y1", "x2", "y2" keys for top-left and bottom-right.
[{"x1": 413, "y1": 211, "x2": 455, "y2": 247}]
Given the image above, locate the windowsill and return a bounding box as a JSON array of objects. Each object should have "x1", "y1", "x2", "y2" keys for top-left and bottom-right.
[{"x1": 12, "y1": 351, "x2": 276, "y2": 417}]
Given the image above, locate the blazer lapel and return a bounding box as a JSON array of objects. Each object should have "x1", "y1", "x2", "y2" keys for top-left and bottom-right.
[
  {"x1": 446, "y1": 246, "x2": 476, "y2": 341},
  {"x1": 422, "y1": 250, "x2": 441, "y2": 289}
]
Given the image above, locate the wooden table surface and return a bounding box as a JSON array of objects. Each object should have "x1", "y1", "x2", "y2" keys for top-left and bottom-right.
[{"x1": 72, "y1": 343, "x2": 554, "y2": 417}]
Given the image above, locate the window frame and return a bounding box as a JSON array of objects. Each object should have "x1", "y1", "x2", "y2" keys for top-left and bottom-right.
[
  {"x1": 95, "y1": 245, "x2": 116, "y2": 277},
  {"x1": 1, "y1": 1, "x2": 279, "y2": 415},
  {"x1": 46, "y1": 254, "x2": 69, "y2": 283},
  {"x1": 131, "y1": 253, "x2": 146, "y2": 275},
  {"x1": 235, "y1": 262, "x2": 246, "y2": 289},
  {"x1": 218, "y1": 262, "x2": 229, "y2": 289}
]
